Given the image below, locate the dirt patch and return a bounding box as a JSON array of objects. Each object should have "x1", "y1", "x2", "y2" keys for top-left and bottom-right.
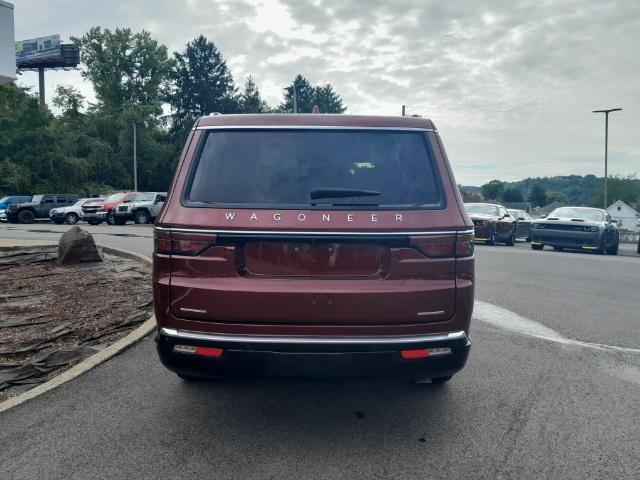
[{"x1": 0, "y1": 247, "x2": 152, "y2": 399}]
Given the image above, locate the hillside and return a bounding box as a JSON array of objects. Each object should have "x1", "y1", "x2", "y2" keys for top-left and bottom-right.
[{"x1": 465, "y1": 175, "x2": 640, "y2": 207}]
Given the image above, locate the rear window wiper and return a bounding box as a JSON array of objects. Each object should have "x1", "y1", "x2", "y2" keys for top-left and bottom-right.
[{"x1": 309, "y1": 188, "x2": 382, "y2": 200}]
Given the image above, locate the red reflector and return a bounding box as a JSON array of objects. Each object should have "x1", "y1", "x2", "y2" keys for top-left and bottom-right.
[
  {"x1": 195, "y1": 347, "x2": 223, "y2": 358},
  {"x1": 401, "y1": 349, "x2": 429, "y2": 359}
]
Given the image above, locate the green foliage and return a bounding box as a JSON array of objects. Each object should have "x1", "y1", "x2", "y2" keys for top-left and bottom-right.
[
  {"x1": 480, "y1": 180, "x2": 505, "y2": 201},
  {"x1": 240, "y1": 76, "x2": 269, "y2": 113},
  {"x1": 72, "y1": 27, "x2": 172, "y2": 114},
  {"x1": 280, "y1": 74, "x2": 346, "y2": 113},
  {"x1": 168, "y1": 35, "x2": 239, "y2": 142},
  {"x1": 528, "y1": 183, "x2": 548, "y2": 207},
  {"x1": 590, "y1": 174, "x2": 639, "y2": 208},
  {"x1": 502, "y1": 187, "x2": 524, "y2": 202},
  {"x1": 546, "y1": 191, "x2": 568, "y2": 204}
]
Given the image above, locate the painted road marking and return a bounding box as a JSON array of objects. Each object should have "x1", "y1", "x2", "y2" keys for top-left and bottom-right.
[{"x1": 474, "y1": 300, "x2": 640, "y2": 354}]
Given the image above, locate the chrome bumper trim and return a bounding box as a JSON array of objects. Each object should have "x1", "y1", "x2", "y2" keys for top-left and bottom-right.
[{"x1": 160, "y1": 328, "x2": 467, "y2": 345}]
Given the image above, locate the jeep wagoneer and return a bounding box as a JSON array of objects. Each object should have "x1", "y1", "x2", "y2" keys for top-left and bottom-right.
[{"x1": 153, "y1": 114, "x2": 474, "y2": 384}]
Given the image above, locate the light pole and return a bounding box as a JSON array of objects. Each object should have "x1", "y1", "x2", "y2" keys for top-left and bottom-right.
[
  {"x1": 133, "y1": 122, "x2": 138, "y2": 191},
  {"x1": 592, "y1": 108, "x2": 622, "y2": 209},
  {"x1": 285, "y1": 85, "x2": 298, "y2": 113}
]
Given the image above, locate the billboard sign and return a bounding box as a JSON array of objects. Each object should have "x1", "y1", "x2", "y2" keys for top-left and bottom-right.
[
  {"x1": 0, "y1": 0, "x2": 15, "y2": 84},
  {"x1": 15, "y1": 34, "x2": 79, "y2": 70},
  {"x1": 16, "y1": 34, "x2": 61, "y2": 62}
]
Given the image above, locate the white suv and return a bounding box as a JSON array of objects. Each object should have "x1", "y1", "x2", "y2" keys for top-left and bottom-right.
[{"x1": 113, "y1": 192, "x2": 166, "y2": 225}]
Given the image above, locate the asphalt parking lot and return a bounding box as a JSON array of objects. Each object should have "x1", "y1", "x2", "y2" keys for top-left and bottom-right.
[{"x1": 1, "y1": 223, "x2": 639, "y2": 479}]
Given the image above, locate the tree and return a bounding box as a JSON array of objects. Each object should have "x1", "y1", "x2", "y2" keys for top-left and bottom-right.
[
  {"x1": 481, "y1": 180, "x2": 505, "y2": 201},
  {"x1": 502, "y1": 187, "x2": 524, "y2": 202},
  {"x1": 73, "y1": 27, "x2": 172, "y2": 114},
  {"x1": 168, "y1": 35, "x2": 239, "y2": 141},
  {"x1": 239, "y1": 76, "x2": 269, "y2": 113},
  {"x1": 313, "y1": 84, "x2": 347, "y2": 113},
  {"x1": 546, "y1": 191, "x2": 568, "y2": 204},
  {"x1": 280, "y1": 74, "x2": 346, "y2": 113},
  {"x1": 528, "y1": 183, "x2": 548, "y2": 207},
  {"x1": 53, "y1": 85, "x2": 85, "y2": 117},
  {"x1": 590, "y1": 174, "x2": 639, "y2": 208}
]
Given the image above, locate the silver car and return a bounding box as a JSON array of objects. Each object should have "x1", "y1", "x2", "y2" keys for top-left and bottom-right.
[{"x1": 530, "y1": 206, "x2": 619, "y2": 255}]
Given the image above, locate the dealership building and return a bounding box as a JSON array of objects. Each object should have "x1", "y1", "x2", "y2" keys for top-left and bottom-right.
[{"x1": 0, "y1": 0, "x2": 14, "y2": 84}]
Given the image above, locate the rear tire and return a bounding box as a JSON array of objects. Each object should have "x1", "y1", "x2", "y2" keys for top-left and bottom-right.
[
  {"x1": 65, "y1": 212, "x2": 79, "y2": 225},
  {"x1": 106, "y1": 211, "x2": 115, "y2": 225},
  {"x1": 134, "y1": 210, "x2": 150, "y2": 224},
  {"x1": 531, "y1": 244, "x2": 543, "y2": 250},
  {"x1": 17, "y1": 210, "x2": 35, "y2": 224}
]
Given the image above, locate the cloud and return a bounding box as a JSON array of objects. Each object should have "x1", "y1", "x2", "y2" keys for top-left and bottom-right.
[{"x1": 12, "y1": 0, "x2": 640, "y2": 185}]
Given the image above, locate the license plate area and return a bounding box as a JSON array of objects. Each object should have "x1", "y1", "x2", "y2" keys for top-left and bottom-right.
[{"x1": 240, "y1": 241, "x2": 390, "y2": 278}]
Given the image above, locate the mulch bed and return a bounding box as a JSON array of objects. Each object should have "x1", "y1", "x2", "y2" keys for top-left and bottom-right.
[{"x1": 0, "y1": 247, "x2": 153, "y2": 401}]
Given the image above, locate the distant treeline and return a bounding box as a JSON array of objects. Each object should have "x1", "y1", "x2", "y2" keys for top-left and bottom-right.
[
  {"x1": 461, "y1": 174, "x2": 640, "y2": 208},
  {"x1": 0, "y1": 28, "x2": 347, "y2": 196}
]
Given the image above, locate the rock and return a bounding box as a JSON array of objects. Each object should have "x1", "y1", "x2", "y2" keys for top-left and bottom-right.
[{"x1": 57, "y1": 226, "x2": 104, "y2": 265}]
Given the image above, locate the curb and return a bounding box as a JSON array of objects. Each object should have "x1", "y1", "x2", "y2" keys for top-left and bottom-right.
[{"x1": 0, "y1": 243, "x2": 155, "y2": 414}]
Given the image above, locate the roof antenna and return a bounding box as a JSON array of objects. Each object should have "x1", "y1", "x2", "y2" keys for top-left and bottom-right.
[{"x1": 312, "y1": 105, "x2": 320, "y2": 114}]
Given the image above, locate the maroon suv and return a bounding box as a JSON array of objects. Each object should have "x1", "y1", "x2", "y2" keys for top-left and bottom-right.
[{"x1": 153, "y1": 114, "x2": 474, "y2": 383}]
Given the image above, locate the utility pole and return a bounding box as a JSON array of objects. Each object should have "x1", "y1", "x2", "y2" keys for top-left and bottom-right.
[
  {"x1": 133, "y1": 123, "x2": 138, "y2": 191},
  {"x1": 293, "y1": 84, "x2": 298, "y2": 114},
  {"x1": 38, "y1": 67, "x2": 45, "y2": 109},
  {"x1": 592, "y1": 108, "x2": 622, "y2": 209},
  {"x1": 401, "y1": 105, "x2": 406, "y2": 116}
]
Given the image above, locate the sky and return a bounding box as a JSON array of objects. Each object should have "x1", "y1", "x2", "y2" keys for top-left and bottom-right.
[{"x1": 12, "y1": 0, "x2": 640, "y2": 186}]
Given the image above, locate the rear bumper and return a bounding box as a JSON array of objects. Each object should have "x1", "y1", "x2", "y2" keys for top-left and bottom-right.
[
  {"x1": 156, "y1": 328, "x2": 471, "y2": 380},
  {"x1": 82, "y1": 212, "x2": 107, "y2": 221},
  {"x1": 114, "y1": 210, "x2": 133, "y2": 220}
]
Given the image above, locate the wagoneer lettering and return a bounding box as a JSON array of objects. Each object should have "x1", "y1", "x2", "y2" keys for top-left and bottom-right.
[{"x1": 154, "y1": 114, "x2": 474, "y2": 384}]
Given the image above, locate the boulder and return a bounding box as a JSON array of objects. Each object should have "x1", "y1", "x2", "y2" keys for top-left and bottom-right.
[{"x1": 57, "y1": 226, "x2": 104, "y2": 265}]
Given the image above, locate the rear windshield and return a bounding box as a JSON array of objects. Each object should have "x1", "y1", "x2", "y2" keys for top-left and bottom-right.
[{"x1": 185, "y1": 129, "x2": 444, "y2": 208}]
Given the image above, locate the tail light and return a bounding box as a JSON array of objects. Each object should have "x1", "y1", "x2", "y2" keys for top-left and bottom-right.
[
  {"x1": 409, "y1": 232, "x2": 474, "y2": 258},
  {"x1": 154, "y1": 229, "x2": 217, "y2": 256}
]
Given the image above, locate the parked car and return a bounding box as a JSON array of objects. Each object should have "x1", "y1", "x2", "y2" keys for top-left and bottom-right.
[
  {"x1": 81, "y1": 198, "x2": 107, "y2": 225},
  {"x1": 154, "y1": 114, "x2": 474, "y2": 384},
  {"x1": 0, "y1": 195, "x2": 32, "y2": 222},
  {"x1": 49, "y1": 198, "x2": 94, "y2": 225},
  {"x1": 508, "y1": 208, "x2": 533, "y2": 241},
  {"x1": 6, "y1": 194, "x2": 80, "y2": 224},
  {"x1": 530, "y1": 206, "x2": 619, "y2": 254},
  {"x1": 465, "y1": 203, "x2": 516, "y2": 245},
  {"x1": 85, "y1": 192, "x2": 139, "y2": 225},
  {"x1": 113, "y1": 192, "x2": 167, "y2": 225}
]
